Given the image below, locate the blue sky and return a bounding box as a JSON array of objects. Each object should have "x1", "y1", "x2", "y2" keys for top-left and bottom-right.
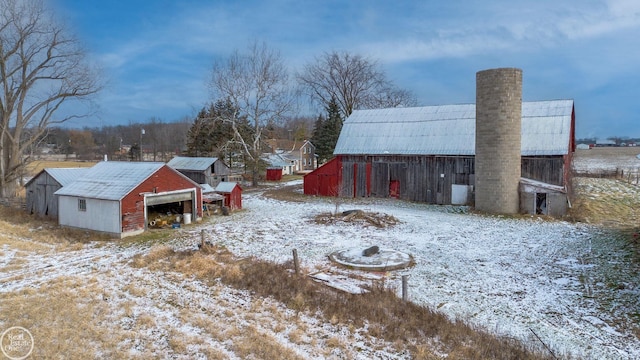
[{"x1": 51, "y1": 0, "x2": 640, "y2": 139}]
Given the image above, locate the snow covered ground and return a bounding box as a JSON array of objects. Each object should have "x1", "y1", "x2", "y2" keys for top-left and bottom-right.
[
  {"x1": 2, "y1": 149, "x2": 639, "y2": 358},
  {"x1": 184, "y1": 182, "x2": 638, "y2": 360}
]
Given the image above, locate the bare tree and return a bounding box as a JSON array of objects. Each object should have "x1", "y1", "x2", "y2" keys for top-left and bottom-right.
[
  {"x1": 0, "y1": 0, "x2": 101, "y2": 196},
  {"x1": 297, "y1": 51, "x2": 417, "y2": 117},
  {"x1": 210, "y1": 41, "x2": 294, "y2": 186}
]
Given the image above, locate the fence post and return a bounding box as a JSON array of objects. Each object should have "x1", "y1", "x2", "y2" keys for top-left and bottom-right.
[
  {"x1": 293, "y1": 249, "x2": 300, "y2": 275},
  {"x1": 402, "y1": 275, "x2": 409, "y2": 301},
  {"x1": 201, "y1": 229, "x2": 205, "y2": 248}
]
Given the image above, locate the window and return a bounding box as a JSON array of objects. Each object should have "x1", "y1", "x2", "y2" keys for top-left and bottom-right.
[{"x1": 78, "y1": 198, "x2": 87, "y2": 212}]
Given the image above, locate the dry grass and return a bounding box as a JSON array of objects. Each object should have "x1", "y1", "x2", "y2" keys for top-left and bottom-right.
[
  {"x1": 231, "y1": 325, "x2": 304, "y2": 360},
  {"x1": 25, "y1": 160, "x2": 96, "y2": 176},
  {"x1": 135, "y1": 244, "x2": 555, "y2": 359},
  {"x1": 263, "y1": 183, "x2": 308, "y2": 202},
  {"x1": 0, "y1": 205, "x2": 111, "y2": 251},
  {"x1": 569, "y1": 177, "x2": 640, "y2": 228},
  {"x1": 0, "y1": 276, "x2": 130, "y2": 359}
]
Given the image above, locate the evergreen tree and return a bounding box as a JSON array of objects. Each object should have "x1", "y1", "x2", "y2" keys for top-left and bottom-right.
[
  {"x1": 311, "y1": 113, "x2": 325, "y2": 156},
  {"x1": 186, "y1": 99, "x2": 254, "y2": 163},
  {"x1": 313, "y1": 97, "x2": 343, "y2": 164},
  {"x1": 186, "y1": 108, "x2": 214, "y2": 156}
]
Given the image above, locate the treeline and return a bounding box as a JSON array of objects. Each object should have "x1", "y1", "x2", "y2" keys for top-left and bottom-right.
[
  {"x1": 577, "y1": 137, "x2": 640, "y2": 145},
  {"x1": 35, "y1": 115, "x2": 316, "y2": 163}
]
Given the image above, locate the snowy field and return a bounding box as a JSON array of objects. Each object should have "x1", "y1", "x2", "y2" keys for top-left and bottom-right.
[
  {"x1": 191, "y1": 182, "x2": 639, "y2": 360},
  {"x1": 1, "y1": 149, "x2": 639, "y2": 359}
]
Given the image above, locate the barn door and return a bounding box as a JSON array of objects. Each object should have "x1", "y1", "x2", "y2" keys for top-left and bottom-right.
[{"x1": 389, "y1": 180, "x2": 400, "y2": 199}]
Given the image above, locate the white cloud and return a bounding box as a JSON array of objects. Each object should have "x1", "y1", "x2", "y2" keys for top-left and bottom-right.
[{"x1": 357, "y1": 0, "x2": 640, "y2": 64}]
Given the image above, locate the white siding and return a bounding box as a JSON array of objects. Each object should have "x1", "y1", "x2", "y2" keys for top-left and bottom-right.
[{"x1": 58, "y1": 196, "x2": 120, "y2": 235}]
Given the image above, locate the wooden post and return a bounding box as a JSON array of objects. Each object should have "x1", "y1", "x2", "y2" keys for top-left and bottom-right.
[
  {"x1": 402, "y1": 275, "x2": 409, "y2": 301},
  {"x1": 201, "y1": 229, "x2": 206, "y2": 248},
  {"x1": 293, "y1": 249, "x2": 300, "y2": 275}
]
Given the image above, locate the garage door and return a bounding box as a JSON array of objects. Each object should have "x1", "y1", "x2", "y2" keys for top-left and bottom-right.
[{"x1": 146, "y1": 191, "x2": 194, "y2": 206}]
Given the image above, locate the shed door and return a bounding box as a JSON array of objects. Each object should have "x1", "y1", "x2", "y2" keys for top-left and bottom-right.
[{"x1": 146, "y1": 191, "x2": 193, "y2": 206}]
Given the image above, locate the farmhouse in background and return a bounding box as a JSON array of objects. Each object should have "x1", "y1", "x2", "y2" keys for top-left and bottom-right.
[
  {"x1": 304, "y1": 97, "x2": 575, "y2": 217},
  {"x1": 55, "y1": 161, "x2": 202, "y2": 238},
  {"x1": 265, "y1": 139, "x2": 317, "y2": 173},
  {"x1": 25, "y1": 168, "x2": 90, "y2": 219},
  {"x1": 215, "y1": 181, "x2": 242, "y2": 210},
  {"x1": 167, "y1": 156, "x2": 230, "y2": 188}
]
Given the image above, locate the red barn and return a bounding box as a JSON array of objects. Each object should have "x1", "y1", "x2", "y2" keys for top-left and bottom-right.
[
  {"x1": 303, "y1": 100, "x2": 575, "y2": 216},
  {"x1": 215, "y1": 182, "x2": 242, "y2": 210}
]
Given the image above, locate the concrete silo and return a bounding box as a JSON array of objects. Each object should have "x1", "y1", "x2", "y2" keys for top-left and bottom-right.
[{"x1": 475, "y1": 68, "x2": 522, "y2": 214}]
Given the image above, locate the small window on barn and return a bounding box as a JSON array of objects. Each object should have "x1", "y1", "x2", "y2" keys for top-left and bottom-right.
[{"x1": 78, "y1": 198, "x2": 87, "y2": 212}]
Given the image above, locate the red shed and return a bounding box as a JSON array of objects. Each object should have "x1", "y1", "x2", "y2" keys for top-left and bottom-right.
[
  {"x1": 266, "y1": 168, "x2": 283, "y2": 181},
  {"x1": 55, "y1": 161, "x2": 202, "y2": 238},
  {"x1": 215, "y1": 181, "x2": 242, "y2": 210}
]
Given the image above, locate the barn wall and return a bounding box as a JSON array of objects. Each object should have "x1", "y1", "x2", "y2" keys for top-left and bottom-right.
[
  {"x1": 178, "y1": 170, "x2": 206, "y2": 185},
  {"x1": 58, "y1": 196, "x2": 120, "y2": 235},
  {"x1": 213, "y1": 161, "x2": 230, "y2": 177},
  {"x1": 338, "y1": 155, "x2": 565, "y2": 205},
  {"x1": 25, "y1": 172, "x2": 62, "y2": 219},
  {"x1": 341, "y1": 155, "x2": 475, "y2": 204},
  {"x1": 521, "y1": 156, "x2": 565, "y2": 186}
]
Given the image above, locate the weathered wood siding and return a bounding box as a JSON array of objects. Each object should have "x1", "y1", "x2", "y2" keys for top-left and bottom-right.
[
  {"x1": 212, "y1": 160, "x2": 230, "y2": 177},
  {"x1": 25, "y1": 172, "x2": 62, "y2": 219},
  {"x1": 521, "y1": 156, "x2": 565, "y2": 186},
  {"x1": 180, "y1": 162, "x2": 229, "y2": 187},
  {"x1": 341, "y1": 155, "x2": 475, "y2": 204},
  {"x1": 338, "y1": 154, "x2": 566, "y2": 204}
]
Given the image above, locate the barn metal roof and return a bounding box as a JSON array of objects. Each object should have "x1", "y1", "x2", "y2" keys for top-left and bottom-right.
[
  {"x1": 167, "y1": 156, "x2": 220, "y2": 171},
  {"x1": 54, "y1": 161, "x2": 166, "y2": 200},
  {"x1": 334, "y1": 100, "x2": 574, "y2": 156}
]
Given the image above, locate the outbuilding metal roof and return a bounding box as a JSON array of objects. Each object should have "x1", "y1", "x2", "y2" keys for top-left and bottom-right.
[
  {"x1": 24, "y1": 167, "x2": 90, "y2": 187},
  {"x1": 263, "y1": 153, "x2": 292, "y2": 168},
  {"x1": 334, "y1": 100, "x2": 574, "y2": 156},
  {"x1": 54, "y1": 161, "x2": 165, "y2": 200},
  {"x1": 215, "y1": 181, "x2": 240, "y2": 194},
  {"x1": 167, "y1": 156, "x2": 220, "y2": 171},
  {"x1": 45, "y1": 168, "x2": 90, "y2": 186}
]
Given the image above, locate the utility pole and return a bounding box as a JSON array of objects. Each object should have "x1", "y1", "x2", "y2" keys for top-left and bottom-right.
[{"x1": 140, "y1": 128, "x2": 145, "y2": 161}]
